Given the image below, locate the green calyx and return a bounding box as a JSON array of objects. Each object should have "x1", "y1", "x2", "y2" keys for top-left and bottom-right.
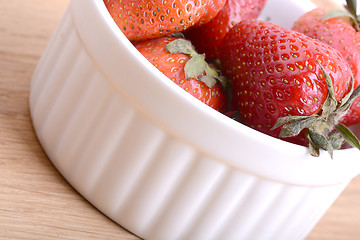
[
  {"x1": 272, "y1": 63, "x2": 360, "y2": 158},
  {"x1": 323, "y1": 0, "x2": 360, "y2": 31},
  {"x1": 165, "y1": 36, "x2": 227, "y2": 89},
  {"x1": 345, "y1": 0, "x2": 360, "y2": 22}
]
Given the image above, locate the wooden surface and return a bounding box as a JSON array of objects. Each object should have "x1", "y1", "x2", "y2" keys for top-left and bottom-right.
[{"x1": 0, "y1": 0, "x2": 359, "y2": 239}]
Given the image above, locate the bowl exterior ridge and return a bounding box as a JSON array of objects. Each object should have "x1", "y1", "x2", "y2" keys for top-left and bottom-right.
[
  {"x1": 29, "y1": 0, "x2": 360, "y2": 239},
  {"x1": 67, "y1": 0, "x2": 360, "y2": 186},
  {"x1": 29, "y1": 31, "x2": 349, "y2": 237}
]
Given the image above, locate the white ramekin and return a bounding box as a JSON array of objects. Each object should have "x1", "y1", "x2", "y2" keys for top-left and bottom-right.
[{"x1": 30, "y1": 0, "x2": 360, "y2": 239}]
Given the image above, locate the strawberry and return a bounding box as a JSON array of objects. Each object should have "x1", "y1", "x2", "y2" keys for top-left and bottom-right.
[
  {"x1": 292, "y1": 1, "x2": 360, "y2": 126},
  {"x1": 342, "y1": 95, "x2": 360, "y2": 125},
  {"x1": 184, "y1": 0, "x2": 267, "y2": 60},
  {"x1": 104, "y1": 0, "x2": 226, "y2": 42},
  {"x1": 133, "y1": 35, "x2": 227, "y2": 111},
  {"x1": 220, "y1": 18, "x2": 360, "y2": 156}
]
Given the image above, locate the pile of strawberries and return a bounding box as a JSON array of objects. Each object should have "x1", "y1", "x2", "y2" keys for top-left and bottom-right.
[{"x1": 104, "y1": 0, "x2": 360, "y2": 157}]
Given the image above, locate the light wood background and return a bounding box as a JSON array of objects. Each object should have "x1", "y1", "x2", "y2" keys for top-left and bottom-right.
[{"x1": 1, "y1": 0, "x2": 359, "y2": 239}]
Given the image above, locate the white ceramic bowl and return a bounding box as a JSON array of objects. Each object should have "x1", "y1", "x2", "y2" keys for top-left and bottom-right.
[{"x1": 30, "y1": 0, "x2": 360, "y2": 239}]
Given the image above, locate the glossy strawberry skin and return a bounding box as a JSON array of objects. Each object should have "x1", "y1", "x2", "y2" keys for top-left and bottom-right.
[
  {"x1": 104, "y1": 0, "x2": 226, "y2": 42},
  {"x1": 292, "y1": 8, "x2": 360, "y2": 126},
  {"x1": 184, "y1": 0, "x2": 267, "y2": 60},
  {"x1": 341, "y1": 98, "x2": 360, "y2": 125},
  {"x1": 133, "y1": 36, "x2": 227, "y2": 112},
  {"x1": 220, "y1": 19, "x2": 352, "y2": 145}
]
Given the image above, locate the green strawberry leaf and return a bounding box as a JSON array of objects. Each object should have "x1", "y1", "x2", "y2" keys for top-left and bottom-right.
[
  {"x1": 339, "y1": 74, "x2": 355, "y2": 107},
  {"x1": 323, "y1": 9, "x2": 355, "y2": 21},
  {"x1": 347, "y1": 84, "x2": 360, "y2": 105},
  {"x1": 216, "y1": 75, "x2": 228, "y2": 89},
  {"x1": 166, "y1": 38, "x2": 228, "y2": 89},
  {"x1": 308, "y1": 130, "x2": 334, "y2": 158},
  {"x1": 184, "y1": 54, "x2": 207, "y2": 79},
  {"x1": 323, "y1": 9, "x2": 360, "y2": 31},
  {"x1": 272, "y1": 62, "x2": 360, "y2": 158},
  {"x1": 171, "y1": 32, "x2": 185, "y2": 39},
  {"x1": 165, "y1": 38, "x2": 197, "y2": 57},
  {"x1": 205, "y1": 64, "x2": 218, "y2": 78},
  {"x1": 329, "y1": 132, "x2": 345, "y2": 150},
  {"x1": 318, "y1": 62, "x2": 337, "y2": 115},
  {"x1": 205, "y1": 65, "x2": 228, "y2": 89},
  {"x1": 278, "y1": 115, "x2": 318, "y2": 138},
  {"x1": 338, "y1": 83, "x2": 360, "y2": 114},
  {"x1": 199, "y1": 75, "x2": 217, "y2": 88},
  {"x1": 306, "y1": 132, "x2": 320, "y2": 157},
  {"x1": 345, "y1": 0, "x2": 360, "y2": 22},
  {"x1": 272, "y1": 115, "x2": 313, "y2": 131},
  {"x1": 336, "y1": 123, "x2": 360, "y2": 150}
]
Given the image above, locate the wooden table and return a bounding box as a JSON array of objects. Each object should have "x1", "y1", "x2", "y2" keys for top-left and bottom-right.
[{"x1": 1, "y1": 0, "x2": 359, "y2": 239}]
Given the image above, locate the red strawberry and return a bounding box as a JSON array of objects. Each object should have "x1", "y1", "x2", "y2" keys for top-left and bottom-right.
[
  {"x1": 184, "y1": 0, "x2": 267, "y2": 60},
  {"x1": 292, "y1": 4, "x2": 360, "y2": 126},
  {"x1": 133, "y1": 35, "x2": 227, "y2": 111},
  {"x1": 104, "y1": 0, "x2": 226, "y2": 42},
  {"x1": 343, "y1": 97, "x2": 360, "y2": 125},
  {"x1": 220, "y1": 18, "x2": 360, "y2": 156}
]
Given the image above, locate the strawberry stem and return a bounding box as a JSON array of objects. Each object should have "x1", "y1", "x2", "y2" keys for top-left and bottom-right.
[{"x1": 336, "y1": 123, "x2": 360, "y2": 150}]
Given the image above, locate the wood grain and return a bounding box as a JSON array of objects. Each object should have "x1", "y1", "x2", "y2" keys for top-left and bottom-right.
[
  {"x1": 0, "y1": 0, "x2": 137, "y2": 239},
  {"x1": 0, "y1": 0, "x2": 359, "y2": 239}
]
